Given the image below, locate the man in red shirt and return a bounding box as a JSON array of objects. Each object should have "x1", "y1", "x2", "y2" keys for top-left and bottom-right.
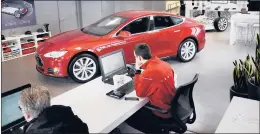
[{"x1": 126, "y1": 43, "x2": 176, "y2": 133}]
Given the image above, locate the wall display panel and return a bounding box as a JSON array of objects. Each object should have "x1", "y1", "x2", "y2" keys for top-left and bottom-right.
[{"x1": 2, "y1": 0, "x2": 37, "y2": 30}]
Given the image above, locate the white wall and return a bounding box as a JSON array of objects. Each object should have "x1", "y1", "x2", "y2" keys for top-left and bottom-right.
[
  {"x1": 80, "y1": 1, "x2": 166, "y2": 27},
  {"x1": 58, "y1": 1, "x2": 78, "y2": 33},
  {"x1": 2, "y1": 1, "x2": 166, "y2": 36},
  {"x1": 151, "y1": 1, "x2": 166, "y2": 11},
  {"x1": 101, "y1": 1, "x2": 115, "y2": 18},
  {"x1": 116, "y1": 1, "x2": 146, "y2": 12},
  {"x1": 81, "y1": 1, "x2": 102, "y2": 26}
]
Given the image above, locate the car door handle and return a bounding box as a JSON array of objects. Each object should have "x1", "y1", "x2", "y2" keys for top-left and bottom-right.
[
  {"x1": 148, "y1": 30, "x2": 160, "y2": 33},
  {"x1": 174, "y1": 30, "x2": 180, "y2": 33}
]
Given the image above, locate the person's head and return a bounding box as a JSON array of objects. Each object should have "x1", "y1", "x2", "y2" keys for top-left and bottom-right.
[
  {"x1": 18, "y1": 86, "x2": 51, "y2": 122},
  {"x1": 134, "y1": 43, "x2": 152, "y2": 66}
]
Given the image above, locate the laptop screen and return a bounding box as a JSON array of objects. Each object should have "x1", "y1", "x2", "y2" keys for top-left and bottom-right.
[
  {"x1": 99, "y1": 49, "x2": 126, "y2": 79},
  {"x1": 2, "y1": 91, "x2": 24, "y2": 127},
  {"x1": 1, "y1": 84, "x2": 31, "y2": 132}
]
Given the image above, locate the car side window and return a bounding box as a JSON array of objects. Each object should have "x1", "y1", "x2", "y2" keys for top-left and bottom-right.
[
  {"x1": 171, "y1": 17, "x2": 183, "y2": 25},
  {"x1": 119, "y1": 17, "x2": 150, "y2": 35},
  {"x1": 154, "y1": 16, "x2": 175, "y2": 30}
]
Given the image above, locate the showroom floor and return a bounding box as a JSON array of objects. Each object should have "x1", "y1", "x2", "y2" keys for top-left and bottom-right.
[{"x1": 2, "y1": 27, "x2": 255, "y2": 133}]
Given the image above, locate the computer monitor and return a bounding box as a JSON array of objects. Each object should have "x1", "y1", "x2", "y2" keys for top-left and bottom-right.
[
  {"x1": 99, "y1": 49, "x2": 127, "y2": 84},
  {"x1": 1, "y1": 84, "x2": 31, "y2": 133}
]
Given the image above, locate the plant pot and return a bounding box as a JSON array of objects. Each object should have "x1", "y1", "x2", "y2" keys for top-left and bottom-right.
[
  {"x1": 247, "y1": 77, "x2": 260, "y2": 101},
  {"x1": 230, "y1": 86, "x2": 248, "y2": 101}
]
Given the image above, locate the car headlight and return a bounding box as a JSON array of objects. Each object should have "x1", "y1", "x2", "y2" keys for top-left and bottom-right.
[{"x1": 44, "y1": 51, "x2": 67, "y2": 58}]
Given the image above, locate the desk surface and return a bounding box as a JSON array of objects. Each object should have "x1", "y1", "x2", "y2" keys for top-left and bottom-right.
[
  {"x1": 215, "y1": 97, "x2": 259, "y2": 133},
  {"x1": 51, "y1": 77, "x2": 148, "y2": 133}
]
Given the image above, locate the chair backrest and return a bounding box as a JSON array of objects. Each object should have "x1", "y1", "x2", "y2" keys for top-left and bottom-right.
[{"x1": 170, "y1": 74, "x2": 199, "y2": 129}]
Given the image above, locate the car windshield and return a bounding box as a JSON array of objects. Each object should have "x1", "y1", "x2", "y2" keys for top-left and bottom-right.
[{"x1": 81, "y1": 15, "x2": 128, "y2": 36}]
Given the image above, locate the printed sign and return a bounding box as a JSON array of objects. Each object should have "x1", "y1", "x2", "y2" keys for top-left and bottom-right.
[{"x1": 1, "y1": 0, "x2": 37, "y2": 30}]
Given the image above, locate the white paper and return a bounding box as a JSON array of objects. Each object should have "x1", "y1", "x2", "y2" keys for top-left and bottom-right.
[{"x1": 113, "y1": 75, "x2": 132, "y2": 88}]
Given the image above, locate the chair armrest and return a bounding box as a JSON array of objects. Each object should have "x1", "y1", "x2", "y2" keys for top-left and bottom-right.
[{"x1": 144, "y1": 104, "x2": 168, "y2": 114}]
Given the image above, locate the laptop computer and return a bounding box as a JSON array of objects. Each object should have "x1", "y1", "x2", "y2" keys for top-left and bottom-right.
[{"x1": 2, "y1": 84, "x2": 31, "y2": 134}]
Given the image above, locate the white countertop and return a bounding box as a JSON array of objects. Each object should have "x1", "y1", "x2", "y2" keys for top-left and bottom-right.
[
  {"x1": 231, "y1": 11, "x2": 259, "y2": 21},
  {"x1": 215, "y1": 97, "x2": 260, "y2": 133},
  {"x1": 51, "y1": 77, "x2": 148, "y2": 133}
]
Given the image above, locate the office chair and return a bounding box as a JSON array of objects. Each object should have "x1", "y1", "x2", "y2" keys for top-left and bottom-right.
[{"x1": 145, "y1": 74, "x2": 199, "y2": 134}]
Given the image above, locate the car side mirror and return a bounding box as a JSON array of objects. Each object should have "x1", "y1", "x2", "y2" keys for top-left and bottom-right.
[{"x1": 117, "y1": 31, "x2": 131, "y2": 39}]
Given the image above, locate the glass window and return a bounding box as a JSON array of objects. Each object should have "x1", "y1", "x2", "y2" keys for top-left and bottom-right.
[
  {"x1": 171, "y1": 16, "x2": 183, "y2": 25},
  {"x1": 119, "y1": 17, "x2": 150, "y2": 35},
  {"x1": 154, "y1": 16, "x2": 175, "y2": 30},
  {"x1": 81, "y1": 15, "x2": 128, "y2": 36}
]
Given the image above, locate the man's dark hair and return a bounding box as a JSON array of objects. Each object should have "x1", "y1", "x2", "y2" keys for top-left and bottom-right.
[{"x1": 134, "y1": 43, "x2": 152, "y2": 60}]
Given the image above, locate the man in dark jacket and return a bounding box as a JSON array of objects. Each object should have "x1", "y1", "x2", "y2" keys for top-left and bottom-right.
[{"x1": 18, "y1": 86, "x2": 89, "y2": 134}]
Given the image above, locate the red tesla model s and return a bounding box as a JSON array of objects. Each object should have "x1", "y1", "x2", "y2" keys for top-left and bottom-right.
[{"x1": 35, "y1": 10, "x2": 205, "y2": 83}]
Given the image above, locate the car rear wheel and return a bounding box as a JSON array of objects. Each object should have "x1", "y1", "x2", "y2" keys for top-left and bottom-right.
[
  {"x1": 214, "y1": 17, "x2": 228, "y2": 32},
  {"x1": 68, "y1": 54, "x2": 99, "y2": 83},
  {"x1": 177, "y1": 39, "x2": 197, "y2": 62}
]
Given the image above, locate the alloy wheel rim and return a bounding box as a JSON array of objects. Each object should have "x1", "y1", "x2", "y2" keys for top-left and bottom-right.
[
  {"x1": 73, "y1": 57, "x2": 96, "y2": 81},
  {"x1": 181, "y1": 41, "x2": 196, "y2": 60},
  {"x1": 218, "y1": 18, "x2": 228, "y2": 31}
]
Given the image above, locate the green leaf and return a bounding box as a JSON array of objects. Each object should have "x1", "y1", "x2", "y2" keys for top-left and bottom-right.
[
  {"x1": 246, "y1": 54, "x2": 250, "y2": 60},
  {"x1": 233, "y1": 61, "x2": 237, "y2": 66},
  {"x1": 257, "y1": 33, "x2": 259, "y2": 45},
  {"x1": 239, "y1": 59, "x2": 243, "y2": 65}
]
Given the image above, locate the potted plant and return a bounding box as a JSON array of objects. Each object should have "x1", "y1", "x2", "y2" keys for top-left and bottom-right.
[
  {"x1": 247, "y1": 34, "x2": 260, "y2": 101},
  {"x1": 231, "y1": 55, "x2": 253, "y2": 101}
]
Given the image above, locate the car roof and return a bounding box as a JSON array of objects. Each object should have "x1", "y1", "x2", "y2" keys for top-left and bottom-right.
[{"x1": 114, "y1": 10, "x2": 175, "y2": 19}]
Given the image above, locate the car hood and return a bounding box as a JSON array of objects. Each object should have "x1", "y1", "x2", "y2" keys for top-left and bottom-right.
[{"x1": 37, "y1": 29, "x2": 101, "y2": 54}]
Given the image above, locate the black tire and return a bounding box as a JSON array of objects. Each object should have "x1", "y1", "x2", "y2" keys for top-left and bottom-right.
[
  {"x1": 177, "y1": 38, "x2": 197, "y2": 62},
  {"x1": 214, "y1": 17, "x2": 228, "y2": 32},
  {"x1": 68, "y1": 54, "x2": 99, "y2": 83}
]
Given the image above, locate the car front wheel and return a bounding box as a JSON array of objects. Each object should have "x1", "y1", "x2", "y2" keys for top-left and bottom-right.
[
  {"x1": 68, "y1": 54, "x2": 99, "y2": 83},
  {"x1": 177, "y1": 39, "x2": 197, "y2": 62}
]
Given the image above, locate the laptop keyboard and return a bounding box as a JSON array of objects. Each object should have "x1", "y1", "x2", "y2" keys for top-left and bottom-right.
[{"x1": 115, "y1": 80, "x2": 134, "y2": 94}]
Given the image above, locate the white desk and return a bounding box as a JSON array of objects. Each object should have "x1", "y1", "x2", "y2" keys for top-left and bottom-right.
[
  {"x1": 215, "y1": 97, "x2": 260, "y2": 133},
  {"x1": 230, "y1": 12, "x2": 259, "y2": 45},
  {"x1": 51, "y1": 77, "x2": 148, "y2": 133}
]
